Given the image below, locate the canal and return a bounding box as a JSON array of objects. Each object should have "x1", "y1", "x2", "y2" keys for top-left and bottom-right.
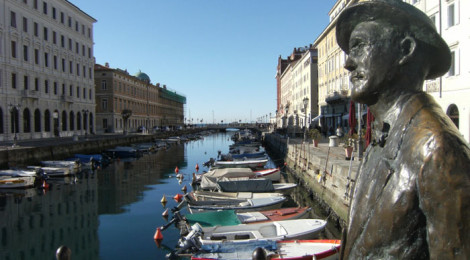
[{"x1": 0, "y1": 132, "x2": 341, "y2": 260}]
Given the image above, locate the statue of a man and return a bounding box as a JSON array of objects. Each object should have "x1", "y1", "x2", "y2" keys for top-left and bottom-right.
[{"x1": 336, "y1": 0, "x2": 470, "y2": 259}]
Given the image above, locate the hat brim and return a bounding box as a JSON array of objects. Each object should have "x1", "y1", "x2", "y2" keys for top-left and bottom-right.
[{"x1": 336, "y1": 0, "x2": 451, "y2": 79}]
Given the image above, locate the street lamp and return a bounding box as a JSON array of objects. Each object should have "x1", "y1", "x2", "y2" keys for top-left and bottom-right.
[
  {"x1": 303, "y1": 97, "x2": 309, "y2": 142},
  {"x1": 82, "y1": 109, "x2": 89, "y2": 137},
  {"x1": 285, "y1": 105, "x2": 289, "y2": 136},
  {"x1": 8, "y1": 103, "x2": 21, "y2": 147}
]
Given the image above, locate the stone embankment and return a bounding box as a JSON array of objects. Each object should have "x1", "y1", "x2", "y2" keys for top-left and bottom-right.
[
  {"x1": 264, "y1": 133, "x2": 361, "y2": 228},
  {"x1": 0, "y1": 130, "x2": 205, "y2": 169}
]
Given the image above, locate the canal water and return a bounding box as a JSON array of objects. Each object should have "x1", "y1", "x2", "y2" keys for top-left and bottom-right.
[{"x1": 0, "y1": 132, "x2": 341, "y2": 260}]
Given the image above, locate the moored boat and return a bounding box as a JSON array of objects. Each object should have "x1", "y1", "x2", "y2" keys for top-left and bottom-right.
[
  {"x1": 184, "y1": 193, "x2": 286, "y2": 213},
  {"x1": 190, "y1": 239, "x2": 341, "y2": 260},
  {"x1": 212, "y1": 158, "x2": 269, "y2": 169},
  {"x1": 184, "y1": 207, "x2": 311, "y2": 227},
  {"x1": 216, "y1": 179, "x2": 297, "y2": 194},
  {"x1": 0, "y1": 175, "x2": 36, "y2": 189},
  {"x1": 103, "y1": 146, "x2": 140, "y2": 159}
]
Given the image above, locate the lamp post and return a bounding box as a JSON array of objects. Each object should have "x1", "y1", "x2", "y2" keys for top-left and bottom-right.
[
  {"x1": 285, "y1": 105, "x2": 289, "y2": 136},
  {"x1": 8, "y1": 103, "x2": 21, "y2": 147},
  {"x1": 82, "y1": 109, "x2": 89, "y2": 138},
  {"x1": 293, "y1": 110, "x2": 298, "y2": 138},
  {"x1": 303, "y1": 97, "x2": 309, "y2": 142}
]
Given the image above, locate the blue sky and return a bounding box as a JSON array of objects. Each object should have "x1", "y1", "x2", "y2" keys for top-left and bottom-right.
[{"x1": 72, "y1": 0, "x2": 335, "y2": 124}]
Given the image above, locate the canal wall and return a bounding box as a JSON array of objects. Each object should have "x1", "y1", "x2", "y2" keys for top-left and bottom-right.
[
  {"x1": 0, "y1": 130, "x2": 207, "y2": 169},
  {"x1": 264, "y1": 133, "x2": 361, "y2": 228}
]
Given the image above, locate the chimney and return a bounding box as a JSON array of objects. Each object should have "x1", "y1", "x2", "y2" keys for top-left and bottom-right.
[
  {"x1": 163, "y1": 85, "x2": 167, "y2": 89},
  {"x1": 105, "y1": 62, "x2": 109, "y2": 67}
]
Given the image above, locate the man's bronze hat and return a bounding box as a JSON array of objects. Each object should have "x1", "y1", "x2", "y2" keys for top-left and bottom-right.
[{"x1": 336, "y1": 0, "x2": 451, "y2": 79}]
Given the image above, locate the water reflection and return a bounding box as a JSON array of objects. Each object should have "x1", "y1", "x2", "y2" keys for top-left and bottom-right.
[{"x1": 0, "y1": 174, "x2": 99, "y2": 260}]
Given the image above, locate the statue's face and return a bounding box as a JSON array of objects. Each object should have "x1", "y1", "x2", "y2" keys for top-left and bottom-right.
[{"x1": 345, "y1": 21, "x2": 399, "y2": 105}]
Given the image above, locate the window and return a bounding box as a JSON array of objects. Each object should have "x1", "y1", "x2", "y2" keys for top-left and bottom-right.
[
  {"x1": 448, "y1": 49, "x2": 460, "y2": 76},
  {"x1": 76, "y1": 64, "x2": 80, "y2": 76},
  {"x1": 68, "y1": 17, "x2": 71, "y2": 27},
  {"x1": 101, "y1": 80, "x2": 107, "y2": 90},
  {"x1": 69, "y1": 61, "x2": 73, "y2": 73},
  {"x1": 102, "y1": 98, "x2": 108, "y2": 110},
  {"x1": 24, "y1": 76, "x2": 29, "y2": 89},
  {"x1": 69, "y1": 85, "x2": 72, "y2": 96},
  {"x1": 35, "y1": 77, "x2": 39, "y2": 91},
  {"x1": 44, "y1": 80, "x2": 49, "y2": 93},
  {"x1": 68, "y1": 39, "x2": 72, "y2": 50},
  {"x1": 60, "y1": 12, "x2": 64, "y2": 24},
  {"x1": 53, "y1": 55, "x2": 57, "y2": 70},
  {"x1": 61, "y1": 35, "x2": 65, "y2": 47},
  {"x1": 61, "y1": 58, "x2": 65, "y2": 72},
  {"x1": 34, "y1": 109, "x2": 41, "y2": 132},
  {"x1": 447, "y1": 3, "x2": 455, "y2": 28},
  {"x1": 12, "y1": 73, "x2": 17, "y2": 89},
  {"x1": 43, "y1": 2, "x2": 47, "y2": 14},
  {"x1": 75, "y1": 42, "x2": 79, "y2": 54},
  {"x1": 52, "y1": 7, "x2": 56, "y2": 19},
  {"x1": 52, "y1": 31, "x2": 56, "y2": 44},
  {"x1": 23, "y1": 17, "x2": 28, "y2": 32},
  {"x1": 44, "y1": 52, "x2": 49, "y2": 67},
  {"x1": 83, "y1": 88, "x2": 86, "y2": 99},
  {"x1": 43, "y1": 27, "x2": 48, "y2": 41},
  {"x1": 76, "y1": 86, "x2": 80, "y2": 98},
  {"x1": 34, "y1": 22, "x2": 38, "y2": 37},
  {"x1": 54, "y1": 82, "x2": 58, "y2": 95},
  {"x1": 34, "y1": 49, "x2": 39, "y2": 64},
  {"x1": 33, "y1": 0, "x2": 38, "y2": 9},
  {"x1": 11, "y1": 41, "x2": 17, "y2": 58},
  {"x1": 62, "y1": 84, "x2": 65, "y2": 95},
  {"x1": 10, "y1": 11, "x2": 16, "y2": 28}
]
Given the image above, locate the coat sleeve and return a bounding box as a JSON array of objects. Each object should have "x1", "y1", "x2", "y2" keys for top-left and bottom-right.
[{"x1": 418, "y1": 132, "x2": 470, "y2": 259}]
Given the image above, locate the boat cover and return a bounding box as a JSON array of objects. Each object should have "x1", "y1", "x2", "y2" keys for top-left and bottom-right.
[
  {"x1": 200, "y1": 168, "x2": 255, "y2": 189},
  {"x1": 185, "y1": 210, "x2": 242, "y2": 226},
  {"x1": 217, "y1": 179, "x2": 275, "y2": 192}
]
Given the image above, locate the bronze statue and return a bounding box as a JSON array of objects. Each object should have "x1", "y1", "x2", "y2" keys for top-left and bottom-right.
[{"x1": 336, "y1": 0, "x2": 470, "y2": 259}]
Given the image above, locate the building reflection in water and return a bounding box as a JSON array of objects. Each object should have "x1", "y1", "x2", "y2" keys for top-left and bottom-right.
[
  {"x1": 0, "y1": 174, "x2": 99, "y2": 260},
  {"x1": 98, "y1": 144, "x2": 185, "y2": 215}
]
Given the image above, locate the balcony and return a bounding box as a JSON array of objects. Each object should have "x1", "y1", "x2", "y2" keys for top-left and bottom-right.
[
  {"x1": 325, "y1": 90, "x2": 348, "y2": 104},
  {"x1": 22, "y1": 89, "x2": 39, "y2": 99},
  {"x1": 60, "y1": 95, "x2": 74, "y2": 103}
]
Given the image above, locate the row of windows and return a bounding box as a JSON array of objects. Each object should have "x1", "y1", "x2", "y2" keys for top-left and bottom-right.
[
  {"x1": 15, "y1": 0, "x2": 92, "y2": 39},
  {"x1": 10, "y1": 11, "x2": 93, "y2": 59},
  {"x1": 0, "y1": 107, "x2": 92, "y2": 134},
  {"x1": 9, "y1": 72, "x2": 93, "y2": 99},
  {"x1": 10, "y1": 41, "x2": 93, "y2": 79}
]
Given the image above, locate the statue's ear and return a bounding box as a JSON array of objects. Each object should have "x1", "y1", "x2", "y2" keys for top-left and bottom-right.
[{"x1": 398, "y1": 36, "x2": 416, "y2": 65}]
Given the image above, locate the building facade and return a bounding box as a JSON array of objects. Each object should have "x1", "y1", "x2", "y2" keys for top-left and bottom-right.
[
  {"x1": 405, "y1": 0, "x2": 470, "y2": 142},
  {"x1": 314, "y1": 0, "x2": 356, "y2": 136},
  {"x1": 94, "y1": 63, "x2": 185, "y2": 134},
  {"x1": 0, "y1": 0, "x2": 96, "y2": 141},
  {"x1": 276, "y1": 46, "x2": 319, "y2": 135}
]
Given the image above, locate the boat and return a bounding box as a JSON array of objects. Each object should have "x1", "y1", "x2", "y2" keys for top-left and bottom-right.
[
  {"x1": 216, "y1": 179, "x2": 297, "y2": 194},
  {"x1": 195, "y1": 168, "x2": 281, "y2": 187},
  {"x1": 184, "y1": 207, "x2": 311, "y2": 227},
  {"x1": 28, "y1": 166, "x2": 74, "y2": 177},
  {"x1": 103, "y1": 146, "x2": 140, "y2": 158},
  {"x1": 0, "y1": 169, "x2": 42, "y2": 189},
  {"x1": 212, "y1": 158, "x2": 269, "y2": 169},
  {"x1": 230, "y1": 151, "x2": 266, "y2": 160},
  {"x1": 190, "y1": 239, "x2": 341, "y2": 260},
  {"x1": 178, "y1": 219, "x2": 327, "y2": 248},
  {"x1": 0, "y1": 175, "x2": 36, "y2": 189},
  {"x1": 41, "y1": 160, "x2": 81, "y2": 172},
  {"x1": 192, "y1": 190, "x2": 284, "y2": 201},
  {"x1": 184, "y1": 193, "x2": 286, "y2": 213},
  {"x1": 72, "y1": 154, "x2": 110, "y2": 168}
]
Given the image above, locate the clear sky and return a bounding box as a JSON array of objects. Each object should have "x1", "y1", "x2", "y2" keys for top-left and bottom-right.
[{"x1": 71, "y1": 0, "x2": 336, "y2": 124}]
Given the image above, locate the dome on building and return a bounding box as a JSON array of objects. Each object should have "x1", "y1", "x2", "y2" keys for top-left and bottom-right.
[{"x1": 135, "y1": 70, "x2": 150, "y2": 83}]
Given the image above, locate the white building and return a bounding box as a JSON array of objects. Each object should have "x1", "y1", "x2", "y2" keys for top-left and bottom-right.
[
  {"x1": 405, "y1": 0, "x2": 470, "y2": 142},
  {"x1": 0, "y1": 0, "x2": 96, "y2": 142},
  {"x1": 276, "y1": 46, "x2": 319, "y2": 136}
]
